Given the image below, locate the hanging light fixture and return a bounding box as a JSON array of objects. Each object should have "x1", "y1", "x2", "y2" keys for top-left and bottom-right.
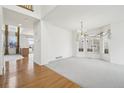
[
  {"x1": 80, "y1": 21, "x2": 104, "y2": 38},
  {"x1": 80, "y1": 20, "x2": 87, "y2": 37},
  {"x1": 80, "y1": 21, "x2": 83, "y2": 36},
  {"x1": 76, "y1": 20, "x2": 86, "y2": 41},
  {"x1": 76, "y1": 21, "x2": 83, "y2": 41},
  {"x1": 80, "y1": 20, "x2": 84, "y2": 37}
]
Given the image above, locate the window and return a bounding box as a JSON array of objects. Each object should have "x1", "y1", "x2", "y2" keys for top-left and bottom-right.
[{"x1": 79, "y1": 38, "x2": 84, "y2": 52}]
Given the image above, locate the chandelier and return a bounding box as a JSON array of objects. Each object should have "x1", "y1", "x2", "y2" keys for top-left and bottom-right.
[
  {"x1": 78, "y1": 21, "x2": 111, "y2": 40},
  {"x1": 80, "y1": 21, "x2": 87, "y2": 37}
]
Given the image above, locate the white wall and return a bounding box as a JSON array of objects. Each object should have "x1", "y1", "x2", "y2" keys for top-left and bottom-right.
[
  {"x1": 0, "y1": 6, "x2": 4, "y2": 75},
  {"x1": 111, "y1": 21, "x2": 124, "y2": 65},
  {"x1": 33, "y1": 20, "x2": 73, "y2": 64},
  {"x1": 46, "y1": 22, "x2": 73, "y2": 62},
  {"x1": 33, "y1": 20, "x2": 47, "y2": 65},
  {"x1": 72, "y1": 30, "x2": 80, "y2": 57},
  {"x1": 20, "y1": 35, "x2": 29, "y2": 48},
  {"x1": 33, "y1": 21, "x2": 42, "y2": 65},
  {"x1": 41, "y1": 6, "x2": 57, "y2": 18}
]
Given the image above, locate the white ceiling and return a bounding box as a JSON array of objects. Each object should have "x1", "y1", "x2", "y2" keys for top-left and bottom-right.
[
  {"x1": 41, "y1": 5, "x2": 57, "y2": 18},
  {"x1": 45, "y1": 5, "x2": 124, "y2": 31},
  {"x1": 3, "y1": 8, "x2": 39, "y2": 36}
]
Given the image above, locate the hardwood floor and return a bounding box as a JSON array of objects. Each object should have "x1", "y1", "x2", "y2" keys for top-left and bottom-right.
[{"x1": 0, "y1": 56, "x2": 80, "y2": 88}]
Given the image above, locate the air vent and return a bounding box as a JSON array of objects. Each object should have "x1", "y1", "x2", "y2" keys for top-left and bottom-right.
[{"x1": 56, "y1": 56, "x2": 63, "y2": 59}]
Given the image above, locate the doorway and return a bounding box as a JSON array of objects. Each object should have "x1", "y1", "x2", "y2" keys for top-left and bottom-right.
[{"x1": 3, "y1": 8, "x2": 38, "y2": 65}]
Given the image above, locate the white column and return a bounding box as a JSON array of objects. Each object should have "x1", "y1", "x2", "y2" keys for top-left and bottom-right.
[
  {"x1": 33, "y1": 20, "x2": 47, "y2": 65},
  {"x1": 100, "y1": 33, "x2": 104, "y2": 60},
  {"x1": 0, "y1": 6, "x2": 4, "y2": 75},
  {"x1": 84, "y1": 36, "x2": 87, "y2": 57}
]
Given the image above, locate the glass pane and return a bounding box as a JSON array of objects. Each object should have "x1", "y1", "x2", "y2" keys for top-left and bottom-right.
[{"x1": 79, "y1": 38, "x2": 84, "y2": 52}]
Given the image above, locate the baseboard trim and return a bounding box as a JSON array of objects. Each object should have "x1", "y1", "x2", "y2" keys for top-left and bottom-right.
[
  {"x1": 48, "y1": 56, "x2": 73, "y2": 63},
  {"x1": 34, "y1": 61, "x2": 48, "y2": 66}
]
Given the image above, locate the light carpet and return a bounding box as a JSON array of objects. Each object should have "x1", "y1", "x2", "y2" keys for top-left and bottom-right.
[{"x1": 46, "y1": 57, "x2": 124, "y2": 88}]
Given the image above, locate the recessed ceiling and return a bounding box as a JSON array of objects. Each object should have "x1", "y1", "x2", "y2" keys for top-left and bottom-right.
[
  {"x1": 3, "y1": 8, "x2": 39, "y2": 35},
  {"x1": 45, "y1": 5, "x2": 124, "y2": 31}
]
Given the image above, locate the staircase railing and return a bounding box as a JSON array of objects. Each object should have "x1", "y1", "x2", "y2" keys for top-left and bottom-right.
[{"x1": 17, "y1": 5, "x2": 33, "y2": 11}]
